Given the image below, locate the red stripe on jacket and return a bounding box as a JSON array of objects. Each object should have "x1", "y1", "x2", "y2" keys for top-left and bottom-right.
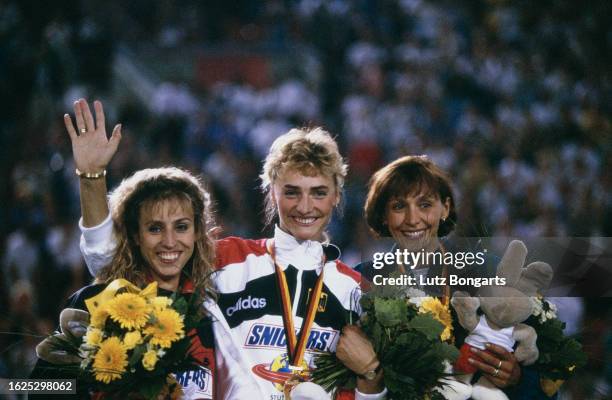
[
  {"x1": 335, "y1": 260, "x2": 362, "y2": 285},
  {"x1": 215, "y1": 237, "x2": 267, "y2": 269}
]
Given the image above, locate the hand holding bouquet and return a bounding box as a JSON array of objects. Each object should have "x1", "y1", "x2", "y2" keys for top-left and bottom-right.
[
  {"x1": 36, "y1": 279, "x2": 205, "y2": 399},
  {"x1": 313, "y1": 285, "x2": 459, "y2": 400}
]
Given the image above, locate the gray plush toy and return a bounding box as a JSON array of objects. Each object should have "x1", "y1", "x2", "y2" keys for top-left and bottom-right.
[
  {"x1": 35, "y1": 308, "x2": 90, "y2": 365},
  {"x1": 440, "y1": 240, "x2": 553, "y2": 400}
]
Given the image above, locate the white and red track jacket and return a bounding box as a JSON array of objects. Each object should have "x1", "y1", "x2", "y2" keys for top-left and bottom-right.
[{"x1": 80, "y1": 217, "x2": 387, "y2": 400}]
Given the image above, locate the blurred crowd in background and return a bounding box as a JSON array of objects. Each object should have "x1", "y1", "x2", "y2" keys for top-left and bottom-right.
[{"x1": 1, "y1": 0, "x2": 610, "y2": 398}]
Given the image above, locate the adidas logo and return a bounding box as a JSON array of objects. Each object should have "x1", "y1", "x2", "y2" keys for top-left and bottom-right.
[{"x1": 226, "y1": 296, "x2": 267, "y2": 317}]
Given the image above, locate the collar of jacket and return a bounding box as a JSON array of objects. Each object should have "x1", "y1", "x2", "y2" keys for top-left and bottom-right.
[{"x1": 271, "y1": 225, "x2": 340, "y2": 271}]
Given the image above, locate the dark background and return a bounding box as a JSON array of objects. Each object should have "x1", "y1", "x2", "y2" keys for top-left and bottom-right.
[{"x1": 0, "y1": 1, "x2": 610, "y2": 398}]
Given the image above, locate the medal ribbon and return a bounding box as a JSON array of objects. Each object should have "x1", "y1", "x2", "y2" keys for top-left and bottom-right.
[{"x1": 267, "y1": 239, "x2": 326, "y2": 367}]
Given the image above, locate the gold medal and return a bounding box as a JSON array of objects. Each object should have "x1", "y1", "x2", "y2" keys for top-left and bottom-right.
[
  {"x1": 267, "y1": 239, "x2": 325, "y2": 398},
  {"x1": 283, "y1": 372, "x2": 304, "y2": 399},
  {"x1": 283, "y1": 366, "x2": 312, "y2": 399}
]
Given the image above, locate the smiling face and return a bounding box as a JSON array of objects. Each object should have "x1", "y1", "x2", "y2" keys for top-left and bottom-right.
[
  {"x1": 136, "y1": 198, "x2": 196, "y2": 291},
  {"x1": 385, "y1": 189, "x2": 450, "y2": 252},
  {"x1": 271, "y1": 169, "x2": 339, "y2": 242}
]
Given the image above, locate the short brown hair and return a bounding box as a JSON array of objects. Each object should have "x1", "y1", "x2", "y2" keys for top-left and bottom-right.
[
  {"x1": 364, "y1": 155, "x2": 456, "y2": 237},
  {"x1": 260, "y1": 127, "x2": 348, "y2": 226}
]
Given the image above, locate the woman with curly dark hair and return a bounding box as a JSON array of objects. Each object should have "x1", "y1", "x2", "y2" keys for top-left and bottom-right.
[{"x1": 31, "y1": 100, "x2": 257, "y2": 399}]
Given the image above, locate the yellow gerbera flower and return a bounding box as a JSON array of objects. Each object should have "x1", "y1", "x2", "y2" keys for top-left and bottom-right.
[
  {"x1": 85, "y1": 328, "x2": 103, "y2": 346},
  {"x1": 123, "y1": 331, "x2": 143, "y2": 350},
  {"x1": 144, "y1": 309, "x2": 184, "y2": 348},
  {"x1": 93, "y1": 337, "x2": 128, "y2": 383},
  {"x1": 419, "y1": 297, "x2": 453, "y2": 341},
  {"x1": 90, "y1": 307, "x2": 109, "y2": 329},
  {"x1": 150, "y1": 296, "x2": 173, "y2": 311},
  {"x1": 107, "y1": 293, "x2": 150, "y2": 330},
  {"x1": 142, "y1": 349, "x2": 158, "y2": 371}
]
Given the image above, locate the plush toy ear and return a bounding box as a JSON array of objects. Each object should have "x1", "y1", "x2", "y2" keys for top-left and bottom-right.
[
  {"x1": 496, "y1": 240, "x2": 527, "y2": 287},
  {"x1": 515, "y1": 261, "x2": 553, "y2": 296}
]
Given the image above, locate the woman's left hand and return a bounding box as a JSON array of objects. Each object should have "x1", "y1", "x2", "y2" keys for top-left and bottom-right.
[
  {"x1": 468, "y1": 343, "x2": 521, "y2": 388},
  {"x1": 336, "y1": 325, "x2": 384, "y2": 394},
  {"x1": 65, "y1": 99, "x2": 122, "y2": 174},
  {"x1": 336, "y1": 325, "x2": 378, "y2": 375}
]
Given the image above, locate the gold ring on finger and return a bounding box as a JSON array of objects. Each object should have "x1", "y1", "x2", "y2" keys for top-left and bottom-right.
[
  {"x1": 493, "y1": 367, "x2": 500, "y2": 377},
  {"x1": 497, "y1": 360, "x2": 503, "y2": 369},
  {"x1": 80, "y1": 128, "x2": 87, "y2": 134}
]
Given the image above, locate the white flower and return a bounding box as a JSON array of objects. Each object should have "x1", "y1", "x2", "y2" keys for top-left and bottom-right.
[
  {"x1": 532, "y1": 297, "x2": 558, "y2": 323},
  {"x1": 80, "y1": 358, "x2": 91, "y2": 369},
  {"x1": 531, "y1": 297, "x2": 544, "y2": 316},
  {"x1": 157, "y1": 348, "x2": 166, "y2": 358},
  {"x1": 541, "y1": 299, "x2": 557, "y2": 321},
  {"x1": 405, "y1": 288, "x2": 427, "y2": 297},
  {"x1": 405, "y1": 288, "x2": 428, "y2": 307},
  {"x1": 78, "y1": 344, "x2": 94, "y2": 359}
]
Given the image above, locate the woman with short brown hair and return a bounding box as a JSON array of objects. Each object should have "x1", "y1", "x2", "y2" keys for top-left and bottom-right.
[{"x1": 364, "y1": 155, "x2": 457, "y2": 245}]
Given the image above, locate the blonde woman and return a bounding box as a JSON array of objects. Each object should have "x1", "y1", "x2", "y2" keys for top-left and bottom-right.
[{"x1": 74, "y1": 99, "x2": 386, "y2": 399}]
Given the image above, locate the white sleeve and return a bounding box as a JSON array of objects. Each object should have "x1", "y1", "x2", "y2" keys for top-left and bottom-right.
[
  {"x1": 79, "y1": 213, "x2": 117, "y2": 277},
  {"x1": 204, "y1": 300, "x2": 264, "y2": 400},
  {"x1": 355, "y1": 387, "x2": 388, "y2": 400}
]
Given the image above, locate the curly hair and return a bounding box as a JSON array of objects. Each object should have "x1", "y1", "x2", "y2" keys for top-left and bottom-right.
[
  {"x1": 98, "y1": 167, "x2": 216, "y2": 297},
  {"x1": 364, "y1": 155, "x2": 457, "y2": 238},
  {"x1": 259, "y1": 127, "x2": 348, "y2": 226}
]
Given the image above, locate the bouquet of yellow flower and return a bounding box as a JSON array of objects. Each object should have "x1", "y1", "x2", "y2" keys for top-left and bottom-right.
[
  {"x1": 313, "y1": 284, "x2": 459, "y2": 400},
  {"x1": 39, "y1": 279, "x2": 205, "y2": 399}
]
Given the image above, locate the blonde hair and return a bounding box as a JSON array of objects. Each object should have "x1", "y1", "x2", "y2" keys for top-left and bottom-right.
[
  {"x1": 260, "y1": 127, "x2": 348, "y2": 226},
  {"x1": 98, "y1": 167, "x2": 216, "y2": 297}
]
